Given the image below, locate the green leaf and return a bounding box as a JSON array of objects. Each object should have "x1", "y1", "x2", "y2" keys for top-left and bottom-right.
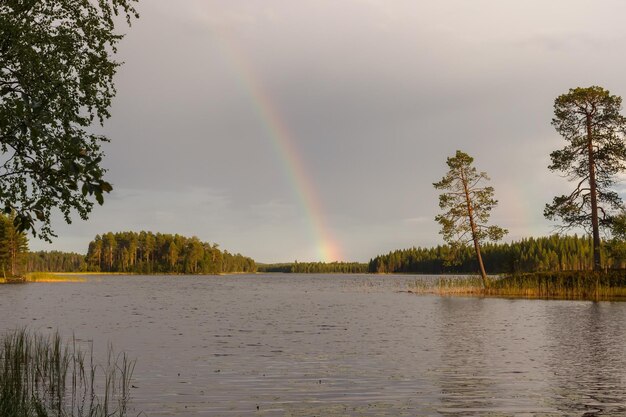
[
  {"x1": 0, "y1": 0, "x2": 137, "y2": 240},
  {"x1": 100, "y1": 181, "x2": 113, "y2": 193},
  {"x1": 34, "y1": 210, "x2": 45, "y2": 221}
]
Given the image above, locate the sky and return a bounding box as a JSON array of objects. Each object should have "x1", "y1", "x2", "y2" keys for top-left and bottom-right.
[{"x1": 31, "y1": 0, "x2": 626, "y2": 263}]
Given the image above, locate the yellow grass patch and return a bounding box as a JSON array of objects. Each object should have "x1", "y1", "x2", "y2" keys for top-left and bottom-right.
[{"x1": 24, "y1": 272, "x2": 87, "y2": 283}]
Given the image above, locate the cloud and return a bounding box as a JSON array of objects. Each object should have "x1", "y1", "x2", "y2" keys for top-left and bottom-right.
[
  {"x1": 28, "y1": 1, "x2": 626, "y2": 262},
  {"x1": 404, "y1": 217, "x2": 431, "y2": 224}
]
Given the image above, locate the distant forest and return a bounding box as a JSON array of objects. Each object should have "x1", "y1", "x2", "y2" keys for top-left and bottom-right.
[
  {"x1": 86, "y1": 232, "x2": 256, "y2": 274},
  {"x1": 368, "y1": 235, "x2": 612, "y2": 274},
  {"x1": 250, "y1": 235, "x2": 617, "y2": 275},
  {"x1": 259, "y1": 261, "x2": 368, "y2": 274},
  {"x1": 25, "y1": 251, "x2": 87, "y2": 273},
  {"x1": 17, "y1": 233, "x2": 621, "y2": 277}
]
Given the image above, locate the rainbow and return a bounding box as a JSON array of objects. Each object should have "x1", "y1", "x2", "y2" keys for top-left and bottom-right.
[{"x1": 213, "y1": 33, "x2": 343, "y2": 262}]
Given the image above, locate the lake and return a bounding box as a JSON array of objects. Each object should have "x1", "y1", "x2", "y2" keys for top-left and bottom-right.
[{"x1": 1, "y1": 274, "x2": 626, "y2": 416}]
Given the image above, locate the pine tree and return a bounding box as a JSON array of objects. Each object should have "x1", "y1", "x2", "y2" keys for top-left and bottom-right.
[
  {"x1": 0, "y1": 213, "x2": 29, "y2": 277},
  {"x1": 545, "y1": 86, "x2": 626, "y2": 270}
]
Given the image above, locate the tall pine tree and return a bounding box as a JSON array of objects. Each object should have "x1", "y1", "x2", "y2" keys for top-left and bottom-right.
[{"x1": 545, "y1": 86, "x2": 626, "y2": 270}]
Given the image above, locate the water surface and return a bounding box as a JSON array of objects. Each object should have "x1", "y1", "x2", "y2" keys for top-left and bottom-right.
[{"x1": 1, "y1": 274, "x2": 626, "y2": 416}]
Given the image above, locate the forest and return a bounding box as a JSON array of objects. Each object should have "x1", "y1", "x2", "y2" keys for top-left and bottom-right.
[
  {"x1": 2, "y1": 225, "x2": 257, "y2": 275},
  {"x1": 86, "y1": 231, "x2": 257, "y2": 274},
  {"x1": 259, "y1": 261, "x2": 368, "y2": 274},
  {"x1": 6, "y1": 232, "x2": 626, "y2": 277},
  {"x1": 368, "y1": 234, "x2": 610, "y2": 274},
  {"x1": 25, "y1": 251, "x2": 87, "y2": 273}
]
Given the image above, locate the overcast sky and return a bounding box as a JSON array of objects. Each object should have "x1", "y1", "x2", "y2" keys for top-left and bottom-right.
[{"x1": 31, "y1": 0, "x2": 626, "y2": 262}]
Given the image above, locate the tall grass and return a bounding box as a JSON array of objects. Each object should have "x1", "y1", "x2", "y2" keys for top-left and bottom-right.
[
  {"x1": 409, "y1": 275, "x2": 486, "y2": 296},
  {"x1": 409, "y1": 270, "x2": 626, "y2": 300},
  {"x1": 24, "y1": 273, "x2": 86, "y2": 283},
  {"x1": 0, "y1": 329, "x2": 135, "y2": 417},
  {"x1": 0, "y1": 273, "x2": 88, "y2": 284}
]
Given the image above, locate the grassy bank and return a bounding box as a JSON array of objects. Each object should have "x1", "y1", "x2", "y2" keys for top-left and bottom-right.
[
  {"x1": 409, "y1": 270, "x2": 626, "y2": 300},
  {"x1": 25, "y1": 272, "x2": 88, "y2": 282},
  {"x1": 0, "y1": 272, "x2": 133, "y2": 284},
  {"x1": 0, "y1": 329, "x2": 135, "y2": 417},
  {"x1": 1, "y1": 271, "x2": 260, "y2": 284},
  {"x1": 0, "y1": 273, "x2": 87, "y2": 284}
]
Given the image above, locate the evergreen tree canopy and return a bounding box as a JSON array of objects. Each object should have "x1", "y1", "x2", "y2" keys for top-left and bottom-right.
[
  {"x1": 545, "y1": 86, "x2": 626, "y2": 270},
  {"x1": 258, "y1": 262, "x2": 368, "y2": 274},
  {"x1": 0, "y1": 213, "x2": 28, "y2": 276},
  {"x1": 0, "y1": 0, "x2": 138, "y2": 239},
  {"x1": 433, "y1": 150, "x2": 507, "y2": 285},
  {"x1": 25, "y1": 250, "x2": 87, "y2": 273},
  {"x1": 368, "y1": 235, "x2": 604, "y2": 274},
  {"x1": 86, "y1": 231, "x2": 257, "y2": 274}
]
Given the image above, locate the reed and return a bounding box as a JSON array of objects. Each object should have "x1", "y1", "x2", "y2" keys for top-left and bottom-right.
[
  {"x1": 409, "y1": 275, "x2": 486, "y2": 296},
  {"x1": 24, "y1": 273, "x2": 87, "y2": 283},
  {"x1": 0, "y1": 329, "x2": 135, "y2": 417},
  {"x1": 408, "y1": 270, "x2": 626, "y2": 300}
]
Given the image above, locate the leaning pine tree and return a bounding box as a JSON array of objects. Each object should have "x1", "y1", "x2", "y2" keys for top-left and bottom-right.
[
  {"x1": 433, "y1": 150, "x2": 507, "y2": 287},
  {"x1": 545, "y1": 86, "x2": 626, "y2": 271}
]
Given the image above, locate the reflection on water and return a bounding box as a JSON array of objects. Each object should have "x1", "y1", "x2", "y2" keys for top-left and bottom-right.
[
  {"x1": 1, "y1": 274, "x2": 626, "y2": 416},
  {"x1": 433, "y1": 297, "x2": 555, "y2": 415},
  {"x1": 544, "y1": 303, "x2": 626, "y2": 416}
]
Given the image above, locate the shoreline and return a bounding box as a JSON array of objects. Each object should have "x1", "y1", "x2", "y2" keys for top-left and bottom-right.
[
  {"x1": 0, "y1": 271, "x2": 261, "y2": 284},
  {"x1": 407, "y1": 270, "x2": 626, "y2": 302},
  {"x1": 6, "y1": 271, "x2": 626, "y2": 302}
]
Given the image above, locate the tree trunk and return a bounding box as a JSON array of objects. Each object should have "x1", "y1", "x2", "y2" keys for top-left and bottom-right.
[
  {"x1": 461, "y1": 168, "x2": 488, "y2": 287},
  {"x1": 10, "y1": 243, "x2": 16, "y2": 277},
  {"x1": 586, "y1": 113, "x2": 602, "y2": 271}
]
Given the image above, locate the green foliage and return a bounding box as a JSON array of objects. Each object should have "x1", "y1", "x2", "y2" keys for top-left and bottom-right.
[
  {"x1": 606, "y1": 209, "x2": 626, "y2": 265},
  {"x1": 24, "y1": 251, "x2": 87, "y2": 273},
  {"x1": 0, "y1": 213, "x2": 28, "y2": 276},
  {"x1": 369, "y1": 234, "x2": 598, "y2": 274},
  {"x1": 86, "y1": 231, "x2": 257, "y2": 274},
  {"x1": 0, "y1": 0, "x2": 138, "y2": 240},
  {"x1": 545, "y1": 86, "x2": 626, "y2": 270},
  {"x1": 259, "y1": 261, "x2": 368, "y2": 274},
  {"x1": 433, "y1": 150, "x2": 506, "y2": 283},
  {"x1": 546, "y1": 86, "x2": 626, "y2": 229},
  {"x1": 433, "y1": 151, "x2": 507, "y2": 250}
]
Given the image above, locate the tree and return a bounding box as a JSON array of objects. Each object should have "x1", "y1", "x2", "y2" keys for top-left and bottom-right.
[
  {"x1": 87, "y1": 235, "x2": 103, "y2": 271},
  {"x1": 606, "y1": 209, "x2": 626, "y2": 268},
  {"x1": 167, "y1": 241, "x2": 179, "y2": 271},
  {"x1": 0, "y1": 0, "x2": 138, "y2": 240},
  {"x1": 433, "y1": 150, "x2": 507, "y2": 287},
  {"x1": 103, "y1": 232, "x2": 116, "y2": 271},
  {"x1": 545, "y1": 86, "x2": 626, "y2": 271},
  {"x1": 0, "y1": 212, "x2": 28, "y2": 277}
]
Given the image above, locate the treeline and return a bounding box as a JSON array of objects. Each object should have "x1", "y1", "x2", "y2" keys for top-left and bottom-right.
[
  {"x1": 25, "y1": 251, "x2": 87, "y2": 273},
  {"x1": 369, "y1": 235, "x2": 609, "y2": 274},
  {"x1": 86, "y1": 231, "x2": 256, "y2": 274},
  {"x1": 0, "y1": 214, "x2": 28, "y2": 276},
  {"x1": 259, "y1": 261, "x2": 368, "y2": 274},
  {"x1": 0, "y1": 214, "x2": 86, "y2": 275}
]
